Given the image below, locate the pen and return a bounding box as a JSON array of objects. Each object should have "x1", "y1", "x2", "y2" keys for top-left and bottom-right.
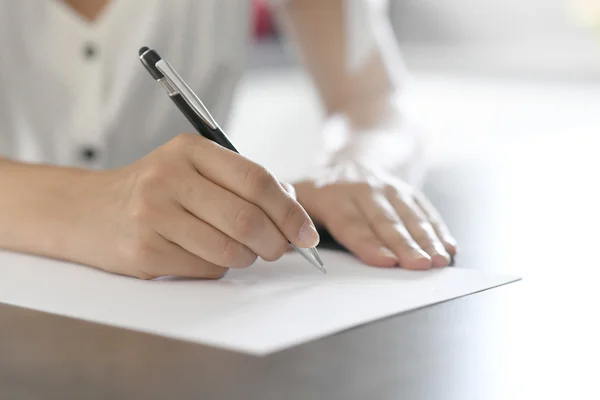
[{"x1": 139, "y1": 47, "x2": 326, "y2": 274}]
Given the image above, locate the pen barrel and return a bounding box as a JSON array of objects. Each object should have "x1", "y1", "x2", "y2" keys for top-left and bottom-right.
[{"x1": 170, "y1": 94, "x2": 239, "y2": 153}]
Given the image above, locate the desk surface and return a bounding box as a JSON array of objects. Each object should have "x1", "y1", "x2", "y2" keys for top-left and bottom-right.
[{"x1": 2, "y1": 77, "x2": 599, "y2": 399}]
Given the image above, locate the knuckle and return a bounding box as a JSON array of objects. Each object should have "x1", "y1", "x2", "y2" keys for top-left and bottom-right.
[
  {"x1": 411, "y1": 187, "x2": 427, "y2": 200},
  {"x1": 356, "y1": 182, "x2": 376, "y2": 194},
  {"x1": 412, "y1": 229, "x2": 433, "y2": 245},
  {"x1": 330, "y1": 212, "x2": 362, "y2": 230},
  {"x1": 243, "y1": 164, "x2": 276, "y2": 198},
  {"x1": 397, "y1": 205, "x2": 423, "y2": 224},
  {"x1": 124, "y1": 238, "x2": 157, "y2": 266},
  {"x1": 372, "y1": 213, "x2": 399, "y2": 227},
  {"x1": 238, "y1": 252, "x2": 258, "y2": 268},
  {"x1": 387, "y1": 180, "x2": 415, "y2": 196},
  {"x1": 396, "y1": 194, "x2": 415, "y2": 207},
  {"x1": 283, "y1": 201, "x2": 305, "y2": 226},
  {"x1": 429, "y1": 215, "x2": 444, "y2": 226},
  {"x1": 416, "y1": 220, "x2": 435, "y2": 234},
  {"x1": 338, "y1": 224, "x2": 378, "y2": 245},
  {"x1": 128, "y1": 200, "x2": 155, "y2": 226},
  {"x1": 261, "y1": 239, "x2": 289, "y2": 262},
  {"x1": 357, "y1": 239, "x2": 385, "y2": 254},
  {"x1": 233, "y1": 205, "x2": 265, "y2": 240},
  {"x1": 170, "y1": 133, "x2": 196, "y2": 152},
  {"x1": 383, "y1": 183, "x2": 400, "y2": 197},
  {"x1": 219, "y1": 236, "x2": 253, "y2": 268},
  {"x1": 391, "y1": 228, "x2": 419, "y2": 248},
  {"x1": 424, "y1": 206, "x2": 443, "y2": 225},
  {"x1": 398, "y1": 229, "x2": 420, "y2": 247},
  {"x1": 411, "y1": 205, "x2": 428, "y2": 221},
  {"x1": 136, "y1": 165, "x2": 169, "y2": 196},
  {"x1": 337, "y1": 225, "x2": 371, "y2": 245}
]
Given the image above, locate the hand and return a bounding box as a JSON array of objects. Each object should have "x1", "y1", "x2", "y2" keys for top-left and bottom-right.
[
  {"x1": 293, "y1": 162, "x2": 457, "y2": 269},
  {"x1": 78, "y1": 134, "x2": 319, "y2": 279}
]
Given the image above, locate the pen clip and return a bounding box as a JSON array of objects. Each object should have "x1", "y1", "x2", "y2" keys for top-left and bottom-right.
[{"x1": 155, "y1": 59, "x2": 220, "y2": 130}]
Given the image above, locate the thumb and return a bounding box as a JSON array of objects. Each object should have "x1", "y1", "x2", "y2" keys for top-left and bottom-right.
[
  {"x1": 280, "y1": 182, "x2": 297, "y2": 200},
  {"x1": 281, "y1": 182, "x2": 298, "y2": 253}
]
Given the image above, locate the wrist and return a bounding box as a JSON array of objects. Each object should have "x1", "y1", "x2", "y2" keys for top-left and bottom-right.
[
  {"x1": 52, "y1": 168, "x2": 114, "y2": 265},
  {"x1": 311, "y1": 113, "x2": 428, "y2": 187}
]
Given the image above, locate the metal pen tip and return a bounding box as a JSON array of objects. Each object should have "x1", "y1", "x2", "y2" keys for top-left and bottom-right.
[
  {"x1": 311, "y1": 259, "x2": 327, "y2": 274},
  {"x1": 316, "y1": 263, "x2": 327, "y2": 274},
  {"x1": 309, "y1": 247, "x2": 324, "y2": 267},
  {"x1": 290, "y1": 244, "x2": 327, "y2": 274}
]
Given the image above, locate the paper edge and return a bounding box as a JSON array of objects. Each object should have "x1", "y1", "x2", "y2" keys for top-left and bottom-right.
[{"x1": 0, "y1": 275, "x2": 520, "y2": 357}]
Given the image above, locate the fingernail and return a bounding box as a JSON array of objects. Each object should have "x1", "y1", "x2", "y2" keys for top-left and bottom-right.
[
  {"x1": 409, "y1": 249, "x2": 432, "y2": 269},
  {"x1": 378, "y1": 247, "x2": 398, "y2": 266},
  {"x1": 446, "y1": 236, "x2": 458, "y2": 246},
  {"x1": 414, "y1": 248, "x2": 431, "y2": 260},
  {"x1": 437, "y1": 243, "x2": 450, "y2": 257},
  {"x1": 431, "y1": 246, "x2": 451, "y2": 268},
  {"x1": 379, "y1": 247, "x2": 397, "y2": 260},
  {"x1": 298, "y1": 222, "x2": 320, "y2": 247},
  {"x1": 445, "y1": 237, "x2": 458, "y2": 253}
]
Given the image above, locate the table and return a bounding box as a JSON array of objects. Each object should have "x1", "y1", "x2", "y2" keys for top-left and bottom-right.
[{"x1": 2, "y1": 73, "x2": 599, "y2": 399}]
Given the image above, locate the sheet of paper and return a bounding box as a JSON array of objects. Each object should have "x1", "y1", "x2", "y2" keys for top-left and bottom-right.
[{"x1": 0, "y1": 250, "x2": 517, "y2": 355}]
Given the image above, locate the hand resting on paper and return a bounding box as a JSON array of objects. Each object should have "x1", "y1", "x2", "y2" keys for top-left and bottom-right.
[{"x1": 293, "y1": 161, "x2": 457, "y2": 270}]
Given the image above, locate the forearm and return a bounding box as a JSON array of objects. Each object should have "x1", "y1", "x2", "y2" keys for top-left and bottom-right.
[
  {"x1": 276, "y1": 0, "x2": 425, "y2": 184},
  {"x1": 319, "y1": 104, "x2": 426, "y2": 186},
  {"x1": 0, "y1": 158, "x2": 98, "y2": 260}
]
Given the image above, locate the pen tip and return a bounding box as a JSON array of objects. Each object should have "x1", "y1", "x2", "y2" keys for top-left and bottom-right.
[
  {"x1": 309, "y1": 247, "x2": 324, "y2": 266},
  {"x1": 139, "y1": 46, "x2": 149, "y2": 56}
]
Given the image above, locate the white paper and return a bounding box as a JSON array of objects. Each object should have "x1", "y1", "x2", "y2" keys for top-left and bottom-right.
[{"x1": 0, "y1": 250, "x2": 517, "y2": 355}]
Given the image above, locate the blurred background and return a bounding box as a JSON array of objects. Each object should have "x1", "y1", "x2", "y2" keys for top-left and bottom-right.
[
  {"x1": 249, "y1": 0, "x2": 600, "y2": 77},
  {"x1": 391, "y1": 0, "x2": 600, "y2": 78},
  {"x1": 231, "y1": 0, "x2": 600, "y2": 182},
  {"x1": 229, "y1": 3, "x2": 600, "y2": 393},
  {"x1": 231, "y1": 0, "x2": 600, "y2": 253}
]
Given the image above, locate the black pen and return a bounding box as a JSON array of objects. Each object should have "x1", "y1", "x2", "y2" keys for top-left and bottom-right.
[{"x1": 139, "y1": 47, "x2": 325, "y2": 273}]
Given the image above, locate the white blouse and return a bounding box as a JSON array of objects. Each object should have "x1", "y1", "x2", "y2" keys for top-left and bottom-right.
[
  {"x1": 0, "y1": 0, "x2": 253, "y2": 168},
  {"x1": 0, "y1": 0, "x2": 420, "y2": 185}
]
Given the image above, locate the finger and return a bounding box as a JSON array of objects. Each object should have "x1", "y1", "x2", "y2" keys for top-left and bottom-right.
[
  {"x1": 324, "y1": 198, "x2": 400, "y2": 267},
  {"x1": 173, "y1": 167, "x2": 289, "y2": 262},
  {"x1": 154, "y1": 205, "x2": 258, "y2": 269},
  {"x1": 354, "y1": 192, "x2": 432, "y2": 270},
  {"x1": 131, "y1": 236, "x2": 229, "y2": 280},
  {"x1": 387, "y1": 191, "x2": 450, "y2": 268},
  {"x1": 183, "y1": 136, "x2": 319, "y2": 248},
  {"x1": 413, "y1": 192, "x2": 458, "y2": 255},
  {"x1": 280, "y1": 182, "x2": 297, "y2": 200}
]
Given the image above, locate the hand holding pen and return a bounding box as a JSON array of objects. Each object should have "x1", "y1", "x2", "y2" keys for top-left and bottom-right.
[
  {"x1": 135, "y1": 47, "x2": 325, "y2": 275},
  {"x1": 50, "y1": 48, "x2": 324, "y2": 280},
  {"x1": 79, "y1": 129, "x2": 322, "y2": 279}
]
